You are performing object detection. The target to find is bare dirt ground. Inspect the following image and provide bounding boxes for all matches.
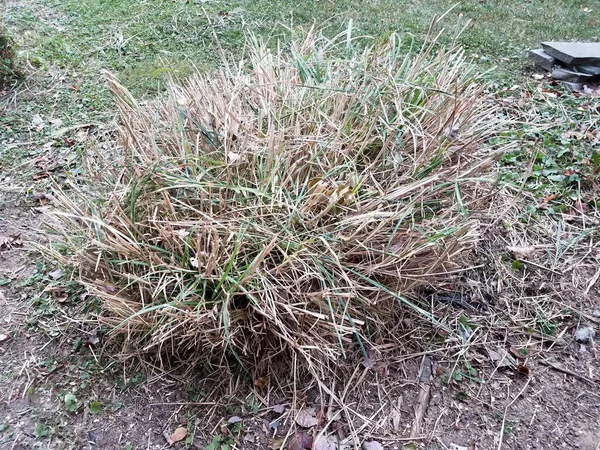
[1,1,600,450]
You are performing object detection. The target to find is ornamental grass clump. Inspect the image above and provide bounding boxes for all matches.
[0,24,18,85]
[50,26,504,378]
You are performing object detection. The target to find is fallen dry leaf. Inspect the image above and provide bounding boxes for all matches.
[326,408,341,421]
[288,431,312,450]
[560,130,584,140]
[228,415,242,424]
[86,333,100,347]
[272,404,286,414]
[295,407,319,428]
[507,245,536,260]
[487,348,516,368]
[516,364,530,377]
[170,427,187,443]
[313,435,337,450]
[48,269,64,280]
[315,407,327,426]
[362,441,384,450]
[269,437,286,450]
[33,171,50,180]
[0,334,9,342]
[31,114,45,131]
[254,376,268,389]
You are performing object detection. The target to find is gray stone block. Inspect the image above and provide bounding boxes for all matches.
[541,42,600,65]
[572,65,600,76]
[551,67,597,83]
[529,49,556,70]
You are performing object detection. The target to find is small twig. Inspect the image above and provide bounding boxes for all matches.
[539,359,597,385]
[410,356,433,439]
[519,259,562,275]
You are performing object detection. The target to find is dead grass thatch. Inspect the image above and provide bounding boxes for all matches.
[48,25,506,380]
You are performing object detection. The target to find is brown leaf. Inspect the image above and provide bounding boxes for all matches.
[254,376,268,389]
[515,364,530,377]
[288,431,312,450]
[170,427,187,443]
[315,407,327,426]
[55,293,68,303]
[33,171,50,180]
[543,193,557,203]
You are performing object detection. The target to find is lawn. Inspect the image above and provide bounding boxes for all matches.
[3,0,599,203]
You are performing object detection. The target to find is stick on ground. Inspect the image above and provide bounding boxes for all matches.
[410,356,433,439]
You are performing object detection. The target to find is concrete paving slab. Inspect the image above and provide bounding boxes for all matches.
[529,49,556,70]
[541,42,600,65]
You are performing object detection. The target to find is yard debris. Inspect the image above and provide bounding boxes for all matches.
[574,326,596,344]
[585,268,600,295]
